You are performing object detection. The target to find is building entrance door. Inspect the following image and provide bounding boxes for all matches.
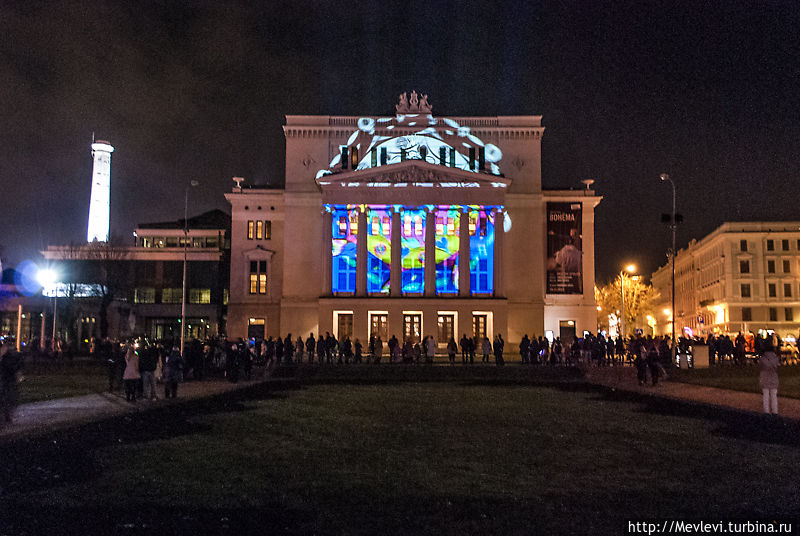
[473,314,487,341]
[370,313,388,340]
[403,314,421,343]
[559,320,576,347]
[337,313,354,339]
[248,318,265,340]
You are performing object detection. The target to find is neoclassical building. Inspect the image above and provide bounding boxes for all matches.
[226,95,600,348]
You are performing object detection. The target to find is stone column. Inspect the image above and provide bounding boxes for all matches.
[493,208,504,297]
[458,207,471,297]
[356,207,368,296]
[322,209,332,296]
[424,208,436,297]
[390,208,402,297]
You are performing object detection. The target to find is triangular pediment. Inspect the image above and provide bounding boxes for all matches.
[315,160,510,190]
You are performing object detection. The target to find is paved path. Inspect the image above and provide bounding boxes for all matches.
[0,376,269,440]
[584,366,800,420]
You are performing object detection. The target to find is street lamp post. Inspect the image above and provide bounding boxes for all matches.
[180,180,199,358]
[620,264,636,339]
[660,173,677,356]
[37,268,58,354]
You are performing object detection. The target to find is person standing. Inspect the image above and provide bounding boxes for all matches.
[164,346,184,399]
[374,335,384,364]
[446,337,457,365]
[759,341,780,415]
[122,343,140,402]
[296,335,305,363]
[0,341,22,424]
[481,336,491,363]
[139,343,158,400]
[493,334,504,366]
[306,333,316,364]
[425,335,436,364]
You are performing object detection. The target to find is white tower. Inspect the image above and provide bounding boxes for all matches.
[87,140,114,242]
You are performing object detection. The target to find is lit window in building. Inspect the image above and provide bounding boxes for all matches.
[470,208,496,294]
[162,288,182,303]
[190,288,211,304]
[249,260,267,294]
[435,206,460,294]
[256,220,263,239]
[223,288,229,305]
[264,221,272,240]
[332,205,357,293]
[401,208,426,293]
[248,221,254,240]
[166,237,178,247]
[367,207,391,294]
[134,287,155,304]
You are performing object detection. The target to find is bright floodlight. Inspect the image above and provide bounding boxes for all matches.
[37,268,57,288]
[625,264,636,273]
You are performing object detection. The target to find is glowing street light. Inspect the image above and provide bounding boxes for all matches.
[620,264,637,339]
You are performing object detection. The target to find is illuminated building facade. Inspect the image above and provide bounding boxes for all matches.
[226,95,601,347]
[87,141,114,243]
[652,222,800,339]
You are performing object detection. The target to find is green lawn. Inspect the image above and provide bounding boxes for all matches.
[670,364,800,399]
[18,358,109,403]
[2,372,798,534]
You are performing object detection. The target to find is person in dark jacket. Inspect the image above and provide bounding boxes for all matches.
[0,341,22,424]
[139,343,158,400]
[306,334,316,364]
[493,334,505,366]
[164,346,184,398]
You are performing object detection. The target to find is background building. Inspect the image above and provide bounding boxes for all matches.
[652,222,800,339]
[41,209,230,346]
[226,97,601,347]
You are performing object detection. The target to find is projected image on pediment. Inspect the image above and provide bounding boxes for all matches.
[316,93,503,180]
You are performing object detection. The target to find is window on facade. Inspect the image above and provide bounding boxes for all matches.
[264,221,271,239]
[134,287,155,304]
[337,313,353,339]
[782,239,790,251]
[154,238,165,248]
[247,221,254,240]
[739,239,747,252]
[249,260,267,295]
[783,259,790,273]
[784,283,792,298]
[256,220,263,239]
[786,308,794,322]
[767,260,775,273]
[207,236,219,248]
[768,283,777,298]
[166,237,179,247]
[473,314,488,340]
[189,288,211,304]
[742,307,752,322]
[769,307,778,322]
[193,237,204,247]
[766,239,774,251]
[740,284,751,298]
[161,288,182,303]
[370,313,388,340]
[403,313,422,343]
[739,260,749,274]
[223,288,229,305]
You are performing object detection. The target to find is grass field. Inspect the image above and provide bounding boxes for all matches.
[2,368,799,535]
[670,364,800,399]
[18,358,109,404]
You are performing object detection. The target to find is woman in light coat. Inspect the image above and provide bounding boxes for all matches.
[122,343,140,402]
[759,341,780,414]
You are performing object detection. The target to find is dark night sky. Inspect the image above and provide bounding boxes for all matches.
[1,0,798,282]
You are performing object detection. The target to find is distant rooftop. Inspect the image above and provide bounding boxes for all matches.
[137,209,231,231]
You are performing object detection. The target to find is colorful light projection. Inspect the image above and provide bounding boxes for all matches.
[367,206,391,294]
[331,205,358,293]
[435,206,460,294]
[401,208,426,293]
[316,114,503,179]
[469,207,496,294]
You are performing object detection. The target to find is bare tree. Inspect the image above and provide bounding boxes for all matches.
[595,275,660,334]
